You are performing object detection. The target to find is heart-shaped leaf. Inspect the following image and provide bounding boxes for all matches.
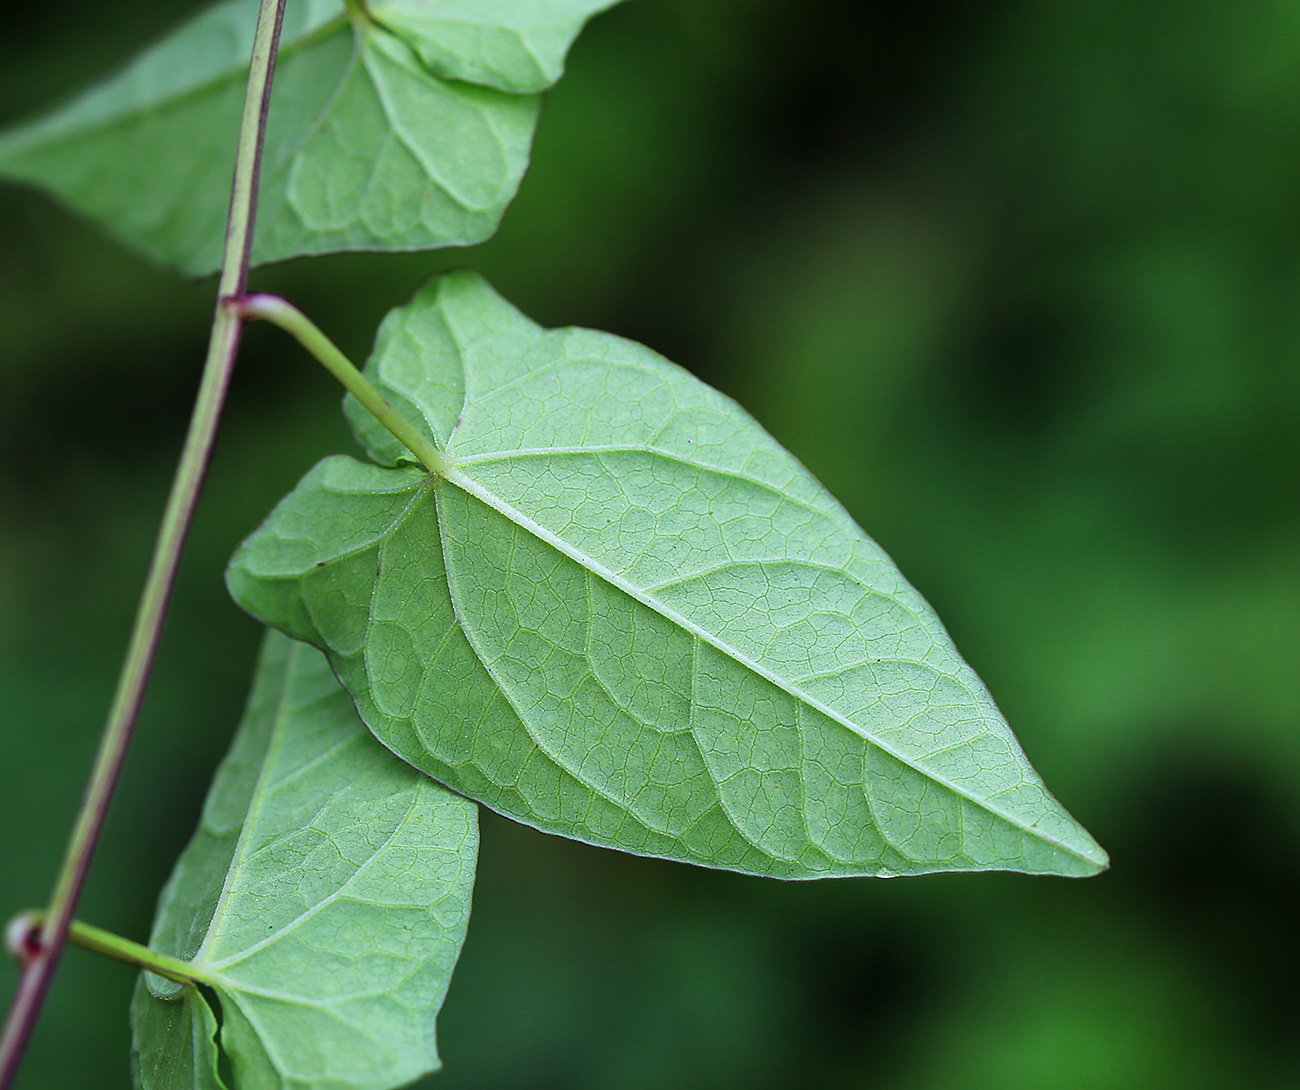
[131,630,478,1090]
[228,271,1108,879]
[0,0,618,274]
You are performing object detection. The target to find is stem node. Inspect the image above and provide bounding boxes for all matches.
[4,915,41,969]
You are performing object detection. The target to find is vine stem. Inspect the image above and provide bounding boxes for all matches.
[0,0,288,1084]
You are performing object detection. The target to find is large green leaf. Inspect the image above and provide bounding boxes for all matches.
[131,630,478,1090]
[227,272,1107,880]
[0,0,617,274]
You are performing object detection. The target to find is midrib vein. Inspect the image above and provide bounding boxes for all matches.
[205,788,421,973]
[443,465,1091,862]
[434,481,662,829]
[193,640,305,967]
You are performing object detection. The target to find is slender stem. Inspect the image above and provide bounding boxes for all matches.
[236,293,453,476]
[0,1,288,1085]
[342,0,373,25]
[7,912,209,987]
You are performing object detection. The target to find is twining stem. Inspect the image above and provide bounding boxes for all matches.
[0,1,289,1085]
[6,913,208,987]
[235,293,453,476]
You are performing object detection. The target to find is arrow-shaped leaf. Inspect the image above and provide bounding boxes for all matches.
[228,271,1108,880]
[0,0,618,274]
[131,630,478,1090]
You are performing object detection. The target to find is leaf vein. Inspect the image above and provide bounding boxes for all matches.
[444,466,1085,859]
[204,785,422,973]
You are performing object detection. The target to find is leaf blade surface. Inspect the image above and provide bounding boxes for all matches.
[0,0,613,273]
[132,630,478,1090]
[130,978,225,1090]
[228,272,1107,879]
[375,0,623,92]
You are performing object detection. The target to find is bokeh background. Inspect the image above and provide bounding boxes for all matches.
[2,0,1298,1087]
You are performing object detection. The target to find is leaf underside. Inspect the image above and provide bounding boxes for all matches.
[0,0,619,274]
[228,271,1108,880]
[131,979,223,1090]
[131,630,478,1090]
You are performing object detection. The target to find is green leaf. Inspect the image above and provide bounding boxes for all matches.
[0,0,616,274]
[130,978,225,1090]
[131,630,478,1090]
[227,271,1108,880]
[375,0,623,93]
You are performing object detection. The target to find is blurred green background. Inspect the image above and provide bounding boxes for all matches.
[2,0,1297,1087]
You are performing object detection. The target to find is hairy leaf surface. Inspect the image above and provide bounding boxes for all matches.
[228,272,1107,879]
[131,630,478,1090]
[0,0,616,273]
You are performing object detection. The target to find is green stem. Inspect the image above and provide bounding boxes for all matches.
[7,912,209,987]
[236,293,453,476]
[343,0,373,25]
[0,1,289,1085]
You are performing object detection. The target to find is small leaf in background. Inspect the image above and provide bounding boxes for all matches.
[0,0,619,274]
[228,271,1108,880]
[132,630,478,1090]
